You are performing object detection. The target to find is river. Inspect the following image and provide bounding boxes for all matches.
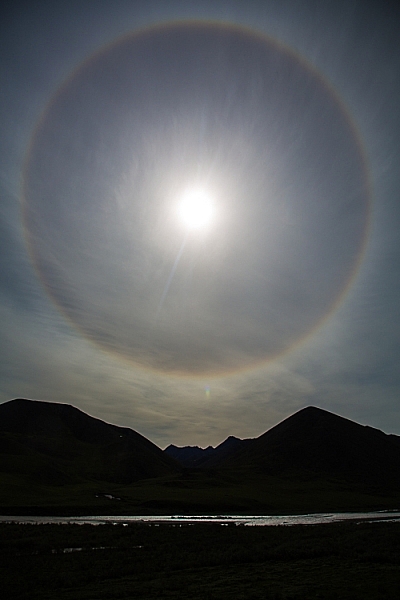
[1,511,400,526]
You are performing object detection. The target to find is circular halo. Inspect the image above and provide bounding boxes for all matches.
[23,22,370,377]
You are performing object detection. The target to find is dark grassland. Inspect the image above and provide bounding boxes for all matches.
[3,468,400,516]
[2,521,400,599]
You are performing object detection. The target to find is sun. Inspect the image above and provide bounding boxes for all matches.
[178,187,214,230]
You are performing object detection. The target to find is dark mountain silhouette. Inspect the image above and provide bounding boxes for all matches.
[164,435,244,467]
[164,444,215,467]
[202,406,400,489]
[2,400,400,513]
[0,398,179,485]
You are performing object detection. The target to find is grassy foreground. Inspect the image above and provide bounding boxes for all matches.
[2,520,400,599]
[3,468,400,515]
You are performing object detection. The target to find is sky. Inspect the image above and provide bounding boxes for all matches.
[1,0,400,448]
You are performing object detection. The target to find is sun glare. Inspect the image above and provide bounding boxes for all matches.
[178,187,214,230]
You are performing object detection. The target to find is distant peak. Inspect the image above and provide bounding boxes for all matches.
[166,443,209,451]
[297,406,328,414]
[290,406,341,421]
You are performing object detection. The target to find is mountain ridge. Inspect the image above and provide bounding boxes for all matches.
[0,398,179,485]
[164,435,245,467]
[2,399,400,513]
[199,405,400,488]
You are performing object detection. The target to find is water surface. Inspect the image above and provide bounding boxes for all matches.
[2,511,400,526]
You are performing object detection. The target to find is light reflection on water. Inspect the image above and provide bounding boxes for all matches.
[1,511,400,526]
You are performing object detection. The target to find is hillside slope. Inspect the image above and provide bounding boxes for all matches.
[204,406,400,489]
[0,398,179,486]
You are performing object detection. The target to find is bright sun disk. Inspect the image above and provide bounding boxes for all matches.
[178,188,214,230]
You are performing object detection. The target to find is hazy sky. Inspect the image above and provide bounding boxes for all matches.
[1,0,399,447]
